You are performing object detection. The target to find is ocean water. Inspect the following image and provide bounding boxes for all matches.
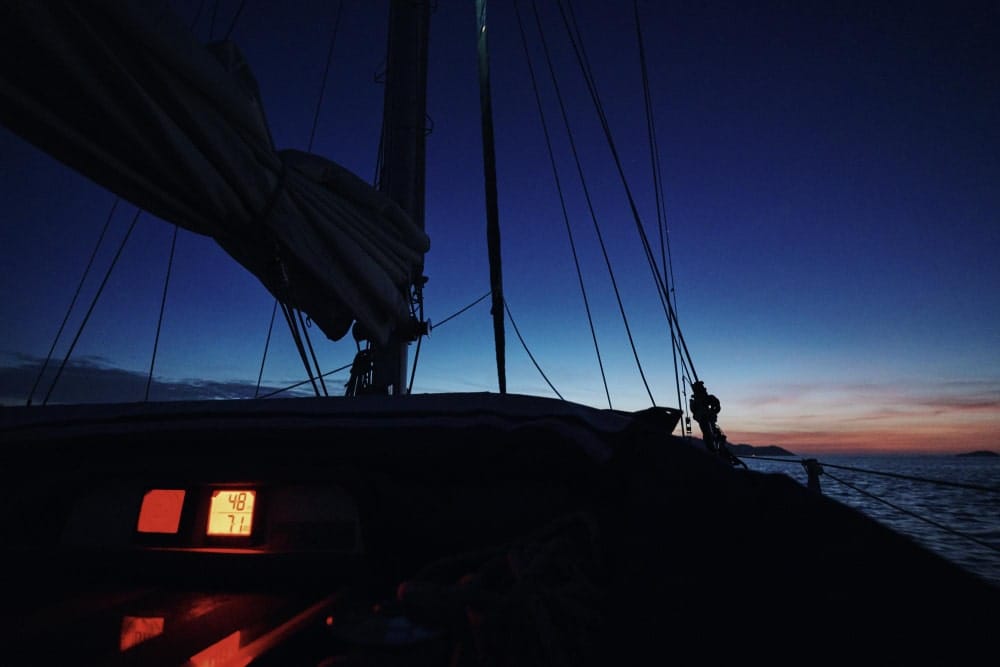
[739,454,1000,589]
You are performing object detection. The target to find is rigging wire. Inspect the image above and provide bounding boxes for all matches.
[407,334,422,394]
[307,1,344,152]
[298,311,329,396]
[532,0,654,406]
[32,0,228,408]
[504,298,563,401]
[26,198,119,406]
[279,303,321,396]
[254,1,343,395]
[222,0,248,40]
[284,2,345,394]
[406,335,424,394]
[431,291,492,330]
[744,454,1000,556]
[145,224,179,401]
[631,0,687,419]
[557,0,699,386]
[208,0,220,39]
[188,0,208,29]
[255,299,279,398]
[256,361,354,399]
[42,208,142,406]
[823,470,1000,555]
[749,455,1000,494]
[821,460,999,494]
[205,0,247,41]
[514,0,611,410]
[406,283,427,393]
[408,288,494,393]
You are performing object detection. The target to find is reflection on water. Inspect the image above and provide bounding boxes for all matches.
[740,454,1000,588]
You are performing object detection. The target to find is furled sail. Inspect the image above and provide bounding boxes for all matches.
[0,0,430,345]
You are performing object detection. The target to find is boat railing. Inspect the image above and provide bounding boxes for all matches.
[742,454,1000,585]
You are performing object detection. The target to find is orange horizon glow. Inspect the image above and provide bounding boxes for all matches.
[724,426,999,456]
[689,378,1000,456]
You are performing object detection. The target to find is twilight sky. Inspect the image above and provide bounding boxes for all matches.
[1,0,998,455]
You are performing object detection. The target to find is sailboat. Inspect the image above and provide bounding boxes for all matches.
[1,1,997,665]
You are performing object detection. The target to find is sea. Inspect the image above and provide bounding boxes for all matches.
[739,453,1000,589]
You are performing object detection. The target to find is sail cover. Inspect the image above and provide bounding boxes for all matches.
[0,1,429,345]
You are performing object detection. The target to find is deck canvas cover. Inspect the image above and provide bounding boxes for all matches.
[0,0,430,345]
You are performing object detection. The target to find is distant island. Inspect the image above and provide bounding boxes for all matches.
[956,450,999,458]
[684,439,796,457]
[729,443,796,457]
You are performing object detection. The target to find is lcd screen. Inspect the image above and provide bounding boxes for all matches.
[206,489,256,536]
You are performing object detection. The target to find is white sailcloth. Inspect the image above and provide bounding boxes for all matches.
[0,0,430,345]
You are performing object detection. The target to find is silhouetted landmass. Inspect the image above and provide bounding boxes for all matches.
[730,443,796,457]
[956,450,999,457]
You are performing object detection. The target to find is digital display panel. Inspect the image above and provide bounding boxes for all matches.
[206,489,256,536]
[136,489,186,534]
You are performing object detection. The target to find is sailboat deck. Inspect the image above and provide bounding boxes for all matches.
[1,393,996,663]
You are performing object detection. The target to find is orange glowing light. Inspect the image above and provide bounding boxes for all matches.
[120,615,164,651]
[136,489,186,534]
[206,489,256,536]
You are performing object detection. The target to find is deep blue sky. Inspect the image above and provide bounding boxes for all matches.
[1,1,998,453]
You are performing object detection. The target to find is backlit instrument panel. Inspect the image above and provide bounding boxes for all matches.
[58,480,364,556]
[135,486,260,545]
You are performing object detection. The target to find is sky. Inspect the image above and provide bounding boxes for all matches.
[1,0,998,455]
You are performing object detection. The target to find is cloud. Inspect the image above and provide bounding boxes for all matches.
[0,353,318,405]
[721,377,1000,454]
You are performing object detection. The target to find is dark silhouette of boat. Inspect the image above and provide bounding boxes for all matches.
[1,2,996,664]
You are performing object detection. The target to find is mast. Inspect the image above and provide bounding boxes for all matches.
[476,0,507,393]
[366,0,431,395]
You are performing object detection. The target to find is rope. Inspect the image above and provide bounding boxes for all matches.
[145,224,179,401]
[504,298,563,401]
[26,198,118,406]
[823,470,1000,554]
[42,208,141,405]
[514,0,611,410]
[533,0,654,406]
